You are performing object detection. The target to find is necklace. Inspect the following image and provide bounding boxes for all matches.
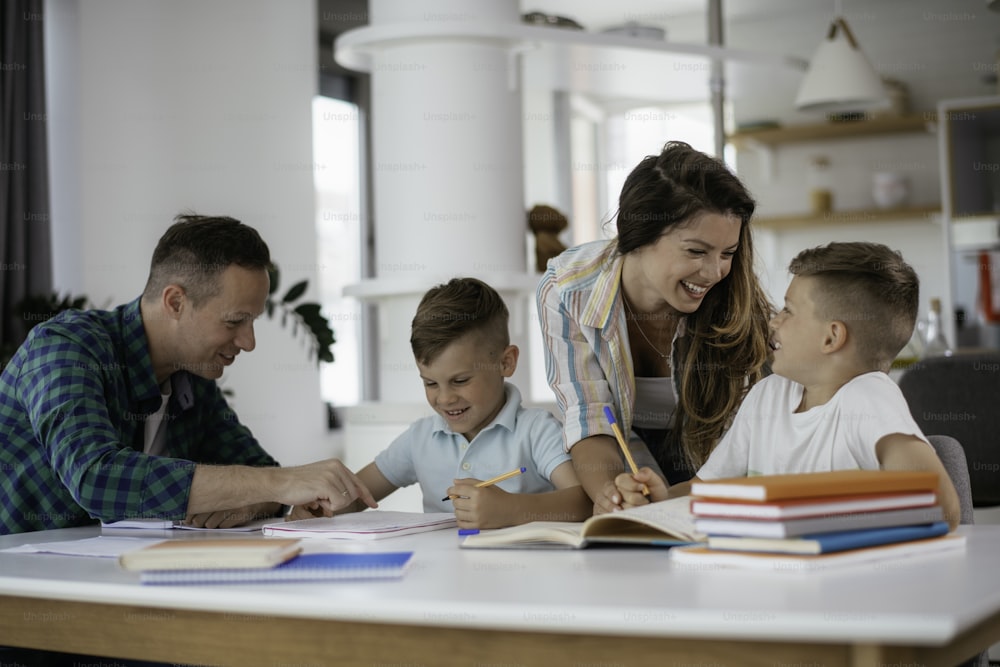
[622,295,671,359]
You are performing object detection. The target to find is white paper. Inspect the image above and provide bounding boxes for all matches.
[1,536,165,558]
[101,517,272,532]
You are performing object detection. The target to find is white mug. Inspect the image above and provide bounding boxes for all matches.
[872,172,909,209]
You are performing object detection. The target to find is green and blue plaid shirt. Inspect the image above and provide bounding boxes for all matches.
[0,298,278,534]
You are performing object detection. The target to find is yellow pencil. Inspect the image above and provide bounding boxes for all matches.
[442,466,526,501]
[603,406,650,497]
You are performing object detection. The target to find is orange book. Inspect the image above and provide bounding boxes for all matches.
[690,470,938,503]
[119,538,302,571]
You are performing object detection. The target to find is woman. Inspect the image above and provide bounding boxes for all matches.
[536,141,773,514]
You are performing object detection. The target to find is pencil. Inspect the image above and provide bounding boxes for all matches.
[603,406,650,497]
[442,466,526,501]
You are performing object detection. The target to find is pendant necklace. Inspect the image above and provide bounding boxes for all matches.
[622,294,670,359]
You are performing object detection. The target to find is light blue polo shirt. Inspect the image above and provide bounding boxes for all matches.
[374,383,569,513]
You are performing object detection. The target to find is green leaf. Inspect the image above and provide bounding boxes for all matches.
[282,280,308,303]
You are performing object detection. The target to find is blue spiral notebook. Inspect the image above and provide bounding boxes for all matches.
[139,551,414,585]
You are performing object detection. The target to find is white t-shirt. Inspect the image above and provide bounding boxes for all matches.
[697,372,929,479]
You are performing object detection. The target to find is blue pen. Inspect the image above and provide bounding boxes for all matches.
[458,528,480,536]
[604,406,650,497]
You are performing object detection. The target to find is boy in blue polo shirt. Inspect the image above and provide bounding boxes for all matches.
[292,278,590,529]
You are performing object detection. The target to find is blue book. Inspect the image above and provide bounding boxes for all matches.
[706,522,950,555]
[139,551,414,585]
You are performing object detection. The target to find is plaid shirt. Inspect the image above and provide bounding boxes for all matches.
[0,298,278,534]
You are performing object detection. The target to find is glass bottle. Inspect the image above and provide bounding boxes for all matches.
[921,297,954,358]
[808,156,832,215]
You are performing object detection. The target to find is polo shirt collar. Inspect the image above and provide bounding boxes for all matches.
[430,382,521,437]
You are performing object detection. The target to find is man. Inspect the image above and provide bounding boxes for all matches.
[0,214,375,534]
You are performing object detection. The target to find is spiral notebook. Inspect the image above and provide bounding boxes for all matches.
[138,551,414,585]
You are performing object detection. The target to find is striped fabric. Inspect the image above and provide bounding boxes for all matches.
[535,240,685,452]
[0,298,278,534]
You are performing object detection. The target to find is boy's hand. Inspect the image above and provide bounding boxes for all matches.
[612,467,670,508]
[446,479,512,529]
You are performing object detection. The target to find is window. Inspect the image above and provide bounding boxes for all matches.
[313,95,363,407]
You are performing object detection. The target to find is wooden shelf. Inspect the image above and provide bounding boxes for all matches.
[729,114,936,148]
[753,205,941,231]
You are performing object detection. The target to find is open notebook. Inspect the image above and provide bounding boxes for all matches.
[461,496,702,549]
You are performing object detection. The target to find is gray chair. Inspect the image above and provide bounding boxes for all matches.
[899,354,1000,507]
[927,435,974,525]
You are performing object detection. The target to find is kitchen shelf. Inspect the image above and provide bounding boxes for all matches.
[753,205,941,231]
[729,114,936,149]
[335,20,806,104]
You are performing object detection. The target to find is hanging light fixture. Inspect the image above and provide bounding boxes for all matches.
[795,16,889,113]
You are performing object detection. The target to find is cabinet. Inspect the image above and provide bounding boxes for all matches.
[938,96,1000,350]
[728,114,941,230]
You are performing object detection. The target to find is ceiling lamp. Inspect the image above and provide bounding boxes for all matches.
[795,17,889,113]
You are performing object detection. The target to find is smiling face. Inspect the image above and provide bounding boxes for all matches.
[769,275,830,384]
[170,265,269,380]
[624,212,741,314]
[417,333,516,442]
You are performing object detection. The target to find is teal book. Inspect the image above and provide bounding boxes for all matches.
[706,521,950,555]
[139,551,414,585]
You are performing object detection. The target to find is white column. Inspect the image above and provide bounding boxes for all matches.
[340,0,533,402]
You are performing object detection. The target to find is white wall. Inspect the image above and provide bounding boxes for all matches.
[46,0,331,465]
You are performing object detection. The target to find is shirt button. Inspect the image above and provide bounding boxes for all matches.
[461,443,468,450]
[461,463,471,471]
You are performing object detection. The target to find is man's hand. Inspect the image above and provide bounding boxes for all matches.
[183,501,278,529]
[269,459,378,516]
[188,458,378,519]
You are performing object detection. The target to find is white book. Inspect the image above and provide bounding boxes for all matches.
[694,505,944,539]
[669,533,966,572]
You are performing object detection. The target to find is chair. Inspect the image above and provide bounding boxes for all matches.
[926,435,974,525]
[899,354,1000,508]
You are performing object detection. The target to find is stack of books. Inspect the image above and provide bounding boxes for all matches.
[670,470,965,570]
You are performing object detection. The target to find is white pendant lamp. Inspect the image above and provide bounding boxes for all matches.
[795,17,889,113]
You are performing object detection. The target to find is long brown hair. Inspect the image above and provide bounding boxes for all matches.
[615,141,773,468]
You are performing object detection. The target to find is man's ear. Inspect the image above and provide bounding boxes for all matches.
[162,284,187,320]
[500,344,519,377]
[822,320,849,354]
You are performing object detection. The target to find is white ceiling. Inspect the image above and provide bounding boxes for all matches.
[320,0,1000,124]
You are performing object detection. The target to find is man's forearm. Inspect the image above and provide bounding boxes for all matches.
[187,464,278,515]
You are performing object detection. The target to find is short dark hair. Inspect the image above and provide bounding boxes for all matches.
[142,213,271,305]
[789,242,919,371]
[410,278,510,365]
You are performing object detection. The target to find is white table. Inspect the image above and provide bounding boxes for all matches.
[1,524,999,666]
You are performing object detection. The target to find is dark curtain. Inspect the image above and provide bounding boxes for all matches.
[0,0,52,359]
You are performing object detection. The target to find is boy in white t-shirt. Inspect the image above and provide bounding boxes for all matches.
[613,242,961,528]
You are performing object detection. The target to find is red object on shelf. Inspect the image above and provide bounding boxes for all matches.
[979,251,1000,323]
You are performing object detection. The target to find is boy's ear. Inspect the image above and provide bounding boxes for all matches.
[822,320,849,354]
[500,344,519,377]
